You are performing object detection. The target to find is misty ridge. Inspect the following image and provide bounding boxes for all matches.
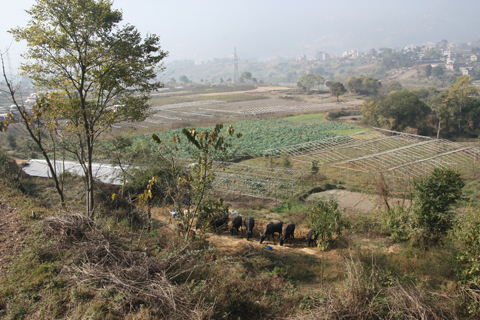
[162,38,480,87]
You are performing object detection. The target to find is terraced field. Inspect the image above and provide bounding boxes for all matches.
[133,118,362,158]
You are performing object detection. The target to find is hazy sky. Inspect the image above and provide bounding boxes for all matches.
[1,0,480,67]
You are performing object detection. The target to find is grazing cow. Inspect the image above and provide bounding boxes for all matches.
[280,222,295,246]
[244,217,255,240]
[259,220,283,244]
[305,228,317,247]
[210,214,229,233]
[230,215,243,236]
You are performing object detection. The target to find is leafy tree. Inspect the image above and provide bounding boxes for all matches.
[329,82,346,102]
[412,169,464,247]
[346,75,381,95]
[362,91,431,131]
[455,207,480,288]
[179,75,190,84]
[297,73,323,94]
[425,64,432,77]
[362,76,382,95]
[11,0,167,217]
[443,76,479,137]
[386,91,431,130]
[386,81,402,94]
[424,48,442,59]
[240,72,252,83]
[153,124,242,239]
[307,200,350,251]
[432,65,444,78]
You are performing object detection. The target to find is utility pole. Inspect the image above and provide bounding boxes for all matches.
[233,47,239,85]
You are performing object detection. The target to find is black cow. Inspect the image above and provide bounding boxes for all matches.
[210,214,229,233]
[230,215,243,236]
[244,217,255,240]
[280,222,295,246]
[305,228,317,247]
[259,220,283,244]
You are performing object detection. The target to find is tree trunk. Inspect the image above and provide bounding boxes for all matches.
[437,118,441,139]
[86,138,95,218]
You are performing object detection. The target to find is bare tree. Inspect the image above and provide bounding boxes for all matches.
[0,50,65,206]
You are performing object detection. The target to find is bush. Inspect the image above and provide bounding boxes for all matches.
[455,207,480,285]
[382,206,413,242]
[307,200,350,250]
[280,153,292,168]
[411,169,464,247]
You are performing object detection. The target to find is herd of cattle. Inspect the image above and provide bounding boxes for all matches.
[209,214,317,247]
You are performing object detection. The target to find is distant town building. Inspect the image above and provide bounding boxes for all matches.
[316,51,330,60]
[296,54,307,61]
[471,55,479,62]
[446,62,459,71]
[460,67,474,76]
[342,50,361,58]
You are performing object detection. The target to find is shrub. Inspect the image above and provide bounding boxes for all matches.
[307,200,350,250]
[280,153,292,168]
[411,169,464,247]
[455,207,480,285]
[382,206,413,243]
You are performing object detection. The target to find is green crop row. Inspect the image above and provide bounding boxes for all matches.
[128,119,361,159]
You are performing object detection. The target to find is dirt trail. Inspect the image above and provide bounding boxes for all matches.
[152,207,394,263]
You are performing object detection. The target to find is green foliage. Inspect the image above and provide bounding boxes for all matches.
[136,119,360,158]
[166,124,242,238]
[455,207,480,284]
[432,65,444,78]
[5,134,17,150]
[297,73,323,94]
[11,0,167,216]
[310,160,319,175]
[435,76,480,138]
[280,153,292,168]
[346,75,382,95]
[329,82,346,101]
[307,200,350,250]
[362,90,431,131]
[412,169,465,247]
[240,71,252,83]
[386,81,403,94]
[380,50,416,70]
[425,65,432,77]
[382,206,413,243]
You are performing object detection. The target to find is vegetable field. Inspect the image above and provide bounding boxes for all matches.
[133,118,362,158]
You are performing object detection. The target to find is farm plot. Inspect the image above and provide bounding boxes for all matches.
[150,99,226,111]
[267,127,480,192]
[134,119,361,158]
[210,162,311,199]
[238,102,349,116]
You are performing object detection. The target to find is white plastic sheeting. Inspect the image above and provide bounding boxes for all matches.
[22,159,124,185]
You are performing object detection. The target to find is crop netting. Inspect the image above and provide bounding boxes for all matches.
[179,128,480,199]
[210,162,311,199]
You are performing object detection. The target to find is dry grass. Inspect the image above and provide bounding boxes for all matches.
[40,213,215,319]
